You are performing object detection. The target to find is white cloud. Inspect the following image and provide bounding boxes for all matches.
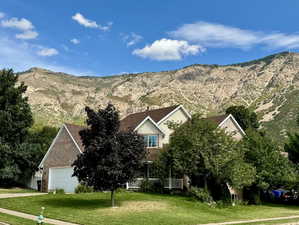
[0,34,93,75]
[261,33,299,49]
[37,48,59,56]
[122,32,143,46]
[1,17,34,30]
[170,21,299,50]
[70,38,80,44]
[0,12,5,19]
[16,30,38,40]
[1,17,38,40]
[133,38,203,61]
[72,13,112,31]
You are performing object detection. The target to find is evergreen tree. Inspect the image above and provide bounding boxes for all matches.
[0,69,34,186]
[226,105,259,130]
[0,69,33,145]
[285,133,299,165]
[72,104,146,207]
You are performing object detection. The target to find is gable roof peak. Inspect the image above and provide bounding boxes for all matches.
[119,105,181,132]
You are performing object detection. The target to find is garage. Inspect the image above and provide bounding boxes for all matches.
[48,167,79,193]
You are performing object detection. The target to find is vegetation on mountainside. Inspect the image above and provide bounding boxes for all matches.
[262,90,299,143]
[17,52,299,145]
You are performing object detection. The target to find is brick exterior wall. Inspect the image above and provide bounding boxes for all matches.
[41,126,81,192]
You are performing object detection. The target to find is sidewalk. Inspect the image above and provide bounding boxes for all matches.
[0,208,80,225]
[198,215,299,225]
[0,193,47,199]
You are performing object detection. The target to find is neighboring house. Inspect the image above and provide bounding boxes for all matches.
[32,105,245,193]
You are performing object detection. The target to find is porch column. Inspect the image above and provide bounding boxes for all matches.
[146,162,150,179]
[168,167,172,190]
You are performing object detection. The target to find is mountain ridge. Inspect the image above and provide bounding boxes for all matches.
[18,51,299,143]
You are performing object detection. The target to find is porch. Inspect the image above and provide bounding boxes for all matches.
[126,178,183,190]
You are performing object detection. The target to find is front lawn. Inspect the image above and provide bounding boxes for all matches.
[0,212,49,225]
[0,192,299,225]
[0,188,36,194]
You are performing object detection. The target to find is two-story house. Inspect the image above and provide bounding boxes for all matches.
[31,105,245,193]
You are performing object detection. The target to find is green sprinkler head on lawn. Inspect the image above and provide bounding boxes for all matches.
[36,207,45,224]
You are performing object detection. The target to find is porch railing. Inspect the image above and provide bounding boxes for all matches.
[126,178,183,190]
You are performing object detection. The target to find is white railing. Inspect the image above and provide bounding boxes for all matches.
[164,178,184,189]
[126,178,183,190]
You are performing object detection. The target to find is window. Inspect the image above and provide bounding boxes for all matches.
[143,135,158,148]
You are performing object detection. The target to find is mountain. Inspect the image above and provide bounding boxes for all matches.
[18,52,299,143]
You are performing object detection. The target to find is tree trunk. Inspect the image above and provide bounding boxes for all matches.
[204,175,208,191]
[111,189,115,207]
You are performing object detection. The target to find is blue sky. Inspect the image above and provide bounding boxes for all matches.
[1,0,299,76]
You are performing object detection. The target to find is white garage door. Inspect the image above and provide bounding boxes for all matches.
[48,167,79,193]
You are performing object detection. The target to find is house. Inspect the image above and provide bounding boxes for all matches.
[32,105,245,193]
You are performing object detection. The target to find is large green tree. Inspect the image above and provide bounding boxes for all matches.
[226,105,259,130]
[0,69,33,145]
[72,104,146,207]
[285,133,299,165]
[0,69,35,186]
[166,115,255,194]
[27,126,58,155]
[285,112,299,165]
[243,129,297,203]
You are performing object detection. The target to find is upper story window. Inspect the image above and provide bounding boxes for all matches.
[144,135,158,148]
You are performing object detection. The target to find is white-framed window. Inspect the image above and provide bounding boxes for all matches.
[143,135,158,148]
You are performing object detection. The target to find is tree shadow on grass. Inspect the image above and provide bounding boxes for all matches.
[40,198,112,210]
[262,202,299,211]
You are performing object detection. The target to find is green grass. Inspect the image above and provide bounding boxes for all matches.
[0,188,36,194]
[0,212,50,225]
[0,192,299,225]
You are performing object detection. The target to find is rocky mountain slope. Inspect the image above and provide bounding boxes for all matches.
[19,52,299,143]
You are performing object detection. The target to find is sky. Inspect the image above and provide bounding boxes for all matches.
[1,0,299,76]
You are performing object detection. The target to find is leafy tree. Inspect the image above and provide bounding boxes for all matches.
[166,115,255,194]
[27,126,58,154]
[226,105,259,130]
[72,104,146,207]
[285,133,299,165]
[243,129,297,203]
[0,69,33,145]
[0,141,43,186]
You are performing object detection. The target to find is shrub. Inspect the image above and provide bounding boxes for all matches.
[55,188,65,194]
[190,187,213,203]
[140,179,164,193]
[75,184,94,193]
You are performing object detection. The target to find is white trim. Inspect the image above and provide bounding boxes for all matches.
[38,126,64,168]
[38,124,83,169]
[157,105,191,125]
[63,124,83,154]
[218,114,246,136]
[134,116,165,135]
